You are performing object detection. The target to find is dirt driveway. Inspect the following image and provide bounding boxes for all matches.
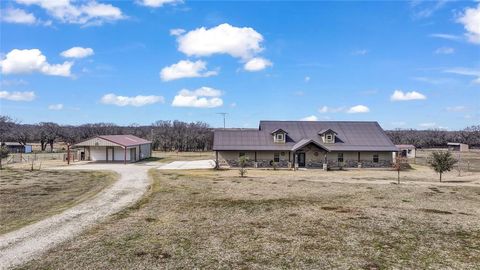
[0,163,152,269]
[157,159,215,170]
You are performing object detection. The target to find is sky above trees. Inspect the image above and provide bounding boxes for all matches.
[1,0,479,130]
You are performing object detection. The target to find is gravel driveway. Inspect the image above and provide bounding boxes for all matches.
[0,163,152,269]
[157,159,215,170]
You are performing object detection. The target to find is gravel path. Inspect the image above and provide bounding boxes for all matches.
[0,163,153,269]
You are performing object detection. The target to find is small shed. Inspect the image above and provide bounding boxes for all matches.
[73,135,152,163]
[1,142,32,153]
[447,142,469,152]
[394,144,416,159]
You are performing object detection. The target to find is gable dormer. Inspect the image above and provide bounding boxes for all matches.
[271,128,287,144]
[318,128,337,144]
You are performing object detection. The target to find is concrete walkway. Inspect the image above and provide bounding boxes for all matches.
[157,159,215,170]
[0,163,152,270]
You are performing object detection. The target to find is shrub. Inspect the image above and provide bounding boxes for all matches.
[428,151,457,182]
[238,156,248,178]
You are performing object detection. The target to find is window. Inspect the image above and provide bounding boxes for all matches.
[276,133,284,140]
[373,154,379,163]
[274,152,280,162]
[337,153,344,163]
[407,149,412,154]
[239,152,246,158]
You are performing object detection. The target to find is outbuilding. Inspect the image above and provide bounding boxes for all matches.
[1,142,32,153]
[447,142,469,152]
[73,135,152,163]
[394,144,416,159]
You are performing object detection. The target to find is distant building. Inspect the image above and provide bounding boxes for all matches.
[73,135,152,163]
[447,142,469,152]
[394,144,416,159]
[1,142,32,153]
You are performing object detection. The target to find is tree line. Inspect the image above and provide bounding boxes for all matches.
[385,126,480,148]
[0,116,213,152]
[1,115,479,151]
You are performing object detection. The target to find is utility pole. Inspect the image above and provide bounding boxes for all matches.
[217,113,227,129]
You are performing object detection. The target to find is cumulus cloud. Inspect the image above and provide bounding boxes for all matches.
[300,115,318,121]
[434,47,455,54]
[0,49,73,77]
[176,23,264,60]
[243,57,272,71]
[172,87,223,108]
[0,90,35,101]
[160,60,217,81]
[347,105,370,114]
[15,0,124,25]
[457,4,480,44]
[390,90,426,101]
[1,8,36,24]
[101,93,164,107]
[61,47,94,58]
[48,103,64,110]
[138,0,183,8]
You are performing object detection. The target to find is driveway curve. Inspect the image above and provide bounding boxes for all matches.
[0,163,152,269]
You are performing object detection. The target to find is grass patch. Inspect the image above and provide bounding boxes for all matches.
[0,168,117,234]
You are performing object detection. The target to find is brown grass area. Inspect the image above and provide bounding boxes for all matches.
[151,151,214,163]
[0,169,117,234]
[415,149,480,172]
[18,167,480,269]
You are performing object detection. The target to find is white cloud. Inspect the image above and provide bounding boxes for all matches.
[138,0,183,8]
[172,87,223,108]
[446,106,466,112]
[347,105,370,114]
[352,49,368,55]
[390,90,426,101]
[457,4,480,44]
[176,23,264,60]
[0,91,35,101]
[61,47,94,58]
[300,115,318,121]
[434,47,455,54]
[170,28,185,36]
[101,93,164,107]
[304,76,310,82]
[444,67,480,83]
[429,33,461,40]
[15,0,124,26]
[1,8,36,24]
[48,103,64,110]
[243,57,272,71]
[0,49,73,77]
[318,106,345,113]
[160,60,217,81]
[419,122,436,128]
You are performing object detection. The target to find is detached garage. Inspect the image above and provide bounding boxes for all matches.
[73,135,152,163]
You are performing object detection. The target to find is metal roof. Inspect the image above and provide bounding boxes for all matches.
[74,135,151,148]
[213,121,397,152]
[396,144,416,149]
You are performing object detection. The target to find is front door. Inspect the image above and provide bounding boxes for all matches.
[106,147,114,162]
[297,153,306,167]
[130,148,136,162]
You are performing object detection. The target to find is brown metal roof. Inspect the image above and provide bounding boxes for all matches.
[213,121,397,152]
[74,135,151,148]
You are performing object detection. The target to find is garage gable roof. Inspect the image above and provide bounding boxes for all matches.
[74,135,151,147]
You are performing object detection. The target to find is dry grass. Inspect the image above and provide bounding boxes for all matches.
[19,165,480,269]
[0,169,117,234]
[415,148,480,172]
[152,151,214,163]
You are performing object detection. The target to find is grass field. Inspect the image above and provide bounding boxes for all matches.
[18,164,480,269]
[0,169,117,234]
[415,149,480,172]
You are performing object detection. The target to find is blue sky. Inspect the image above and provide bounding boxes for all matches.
[0,0,479,130]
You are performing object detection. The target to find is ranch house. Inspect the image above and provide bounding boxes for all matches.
[213,121,397,169]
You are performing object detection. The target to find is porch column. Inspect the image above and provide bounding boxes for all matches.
[124,147,127,165]
[215,151,218,168]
